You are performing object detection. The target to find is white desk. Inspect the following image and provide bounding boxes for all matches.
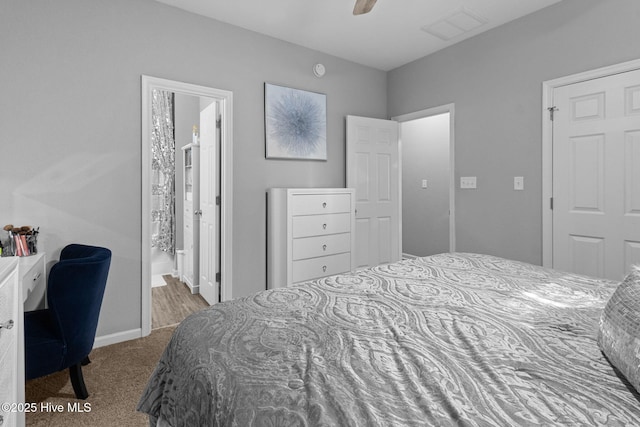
[19,253,46,311]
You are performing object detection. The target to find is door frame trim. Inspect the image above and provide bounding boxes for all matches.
[392,103,456,253]
[141,75,234,337]
[541,58,640,268]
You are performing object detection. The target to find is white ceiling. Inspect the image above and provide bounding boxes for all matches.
[155,0,562,71]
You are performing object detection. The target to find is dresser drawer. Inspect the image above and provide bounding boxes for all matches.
[292,252,351,283]
[292,213,351,238]
[22,254,46,311]
[0,274,16,361]
[292,233,351,260]
[291,193,351,216]
[0,345,17,426]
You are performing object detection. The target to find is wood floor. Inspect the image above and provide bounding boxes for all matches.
[152,275,209,329]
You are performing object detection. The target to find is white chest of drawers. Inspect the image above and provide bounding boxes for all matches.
[0,257,25,427]
[268,188,356,289]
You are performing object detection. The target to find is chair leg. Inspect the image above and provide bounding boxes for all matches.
[69,363,89,400]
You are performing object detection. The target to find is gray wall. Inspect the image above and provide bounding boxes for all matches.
[4,0,639,341]
[401,114,450,257]
[388,0,640,265]
[0,0,386,338]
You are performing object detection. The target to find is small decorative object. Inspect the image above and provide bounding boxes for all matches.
[26,226,39,254]
[2,224,14,256]
[265,83,327,160]
[192,125,199,145]
[2,224,39,256]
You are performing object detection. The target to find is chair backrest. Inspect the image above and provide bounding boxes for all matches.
[47,244,112,366]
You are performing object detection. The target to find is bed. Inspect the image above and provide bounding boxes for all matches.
[137,252,640,426]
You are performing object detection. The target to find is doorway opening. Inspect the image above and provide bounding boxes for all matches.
[393,104,455,257]
[141,76,234,337]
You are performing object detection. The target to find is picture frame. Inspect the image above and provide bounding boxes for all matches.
[265,83,327,160]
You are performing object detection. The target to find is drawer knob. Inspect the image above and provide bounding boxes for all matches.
[322,202,327,208]
[322,265,327,272]
[322,244,327,251]
[322,223,327,230]
[0,319,14,330]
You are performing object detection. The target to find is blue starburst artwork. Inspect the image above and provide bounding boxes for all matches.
[265,83,327,160]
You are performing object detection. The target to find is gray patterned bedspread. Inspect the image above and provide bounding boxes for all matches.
[138,253,640,426]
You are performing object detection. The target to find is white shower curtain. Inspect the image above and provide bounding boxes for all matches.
[151,89,175,254]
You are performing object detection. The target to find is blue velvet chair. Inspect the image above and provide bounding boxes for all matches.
[24,244,111,399]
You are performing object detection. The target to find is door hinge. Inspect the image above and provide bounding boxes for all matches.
[550,197,554,210]
[216,196,221,206]
[547,106,558,121]
[216,272,221,282]
[216,116,222,129]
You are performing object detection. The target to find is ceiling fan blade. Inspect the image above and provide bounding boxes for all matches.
[353,0,377,15]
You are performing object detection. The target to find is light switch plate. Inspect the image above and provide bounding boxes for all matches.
[421,179,428,189]
[460,176,477,189]
[514,176,524,190]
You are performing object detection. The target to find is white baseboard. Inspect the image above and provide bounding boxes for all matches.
[94,328,142,349]
[184,278,199,294]
[402,253,419,260]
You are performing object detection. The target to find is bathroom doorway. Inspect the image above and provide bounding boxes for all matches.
[141,76,234,337]
[150,91,213,329]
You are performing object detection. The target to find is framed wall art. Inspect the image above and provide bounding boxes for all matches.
[265,83,327,160]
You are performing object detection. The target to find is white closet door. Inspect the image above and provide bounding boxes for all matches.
[553,69,640,280]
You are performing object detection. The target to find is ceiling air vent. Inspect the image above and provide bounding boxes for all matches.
[421,7,487,41]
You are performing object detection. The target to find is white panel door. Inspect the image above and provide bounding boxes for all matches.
[553,69,640,280]
[346,115,400,268]
[199,101,219,305]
